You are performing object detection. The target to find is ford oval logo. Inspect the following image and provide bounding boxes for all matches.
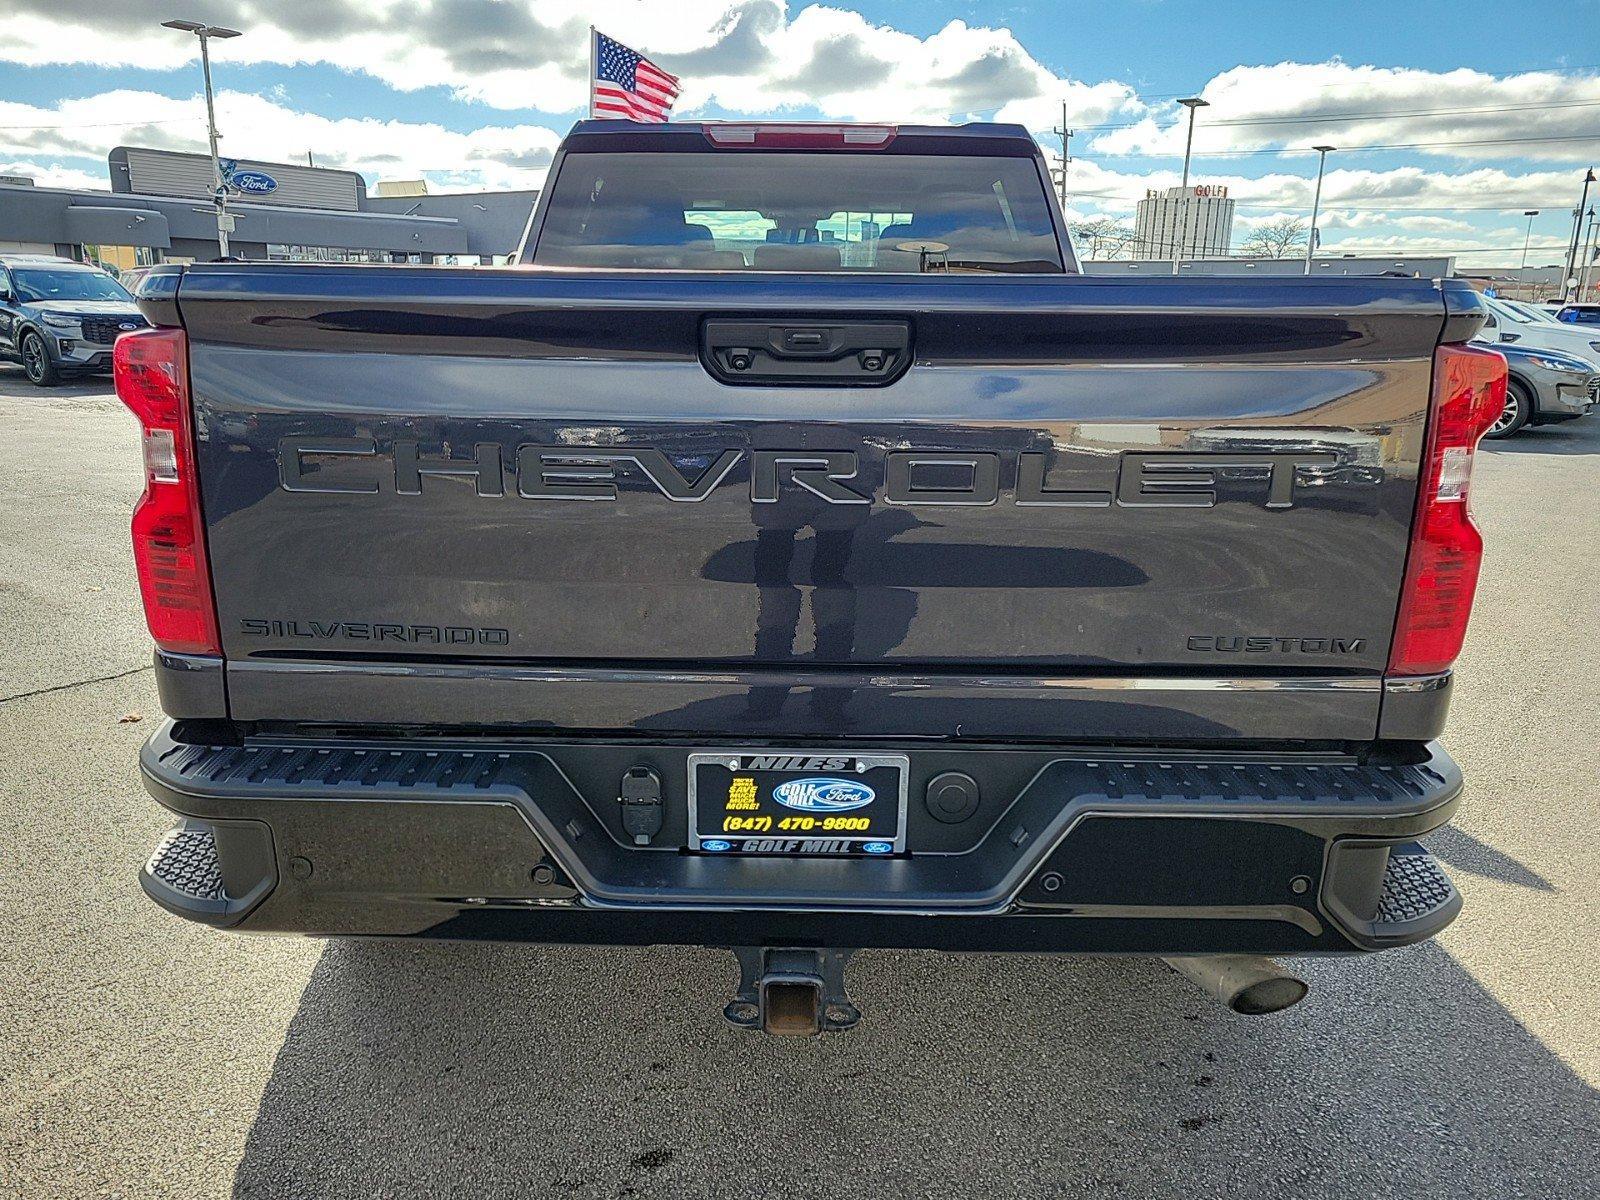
[229,170,277,195]
[772,777,875,813]
[700,839,732,852]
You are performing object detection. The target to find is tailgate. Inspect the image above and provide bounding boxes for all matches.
[173,267,1455,739]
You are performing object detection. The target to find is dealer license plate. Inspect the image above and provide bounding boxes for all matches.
[688,751,908,856]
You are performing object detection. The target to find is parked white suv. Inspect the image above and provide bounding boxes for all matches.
[1475,295,1600,369]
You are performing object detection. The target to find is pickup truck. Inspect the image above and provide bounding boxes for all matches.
[122,120,1505,1034]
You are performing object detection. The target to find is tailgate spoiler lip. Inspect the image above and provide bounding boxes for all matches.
[1438,276,1489,344]
[161,264,1453,366]
[131,261,183,328]
[164,261,1451,311]
[142,260,1470,327]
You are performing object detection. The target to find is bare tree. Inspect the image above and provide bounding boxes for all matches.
[1070,217,1135,260]
[1239,216,1309,259]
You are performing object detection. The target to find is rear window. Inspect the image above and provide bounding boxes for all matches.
[530,151,1064,273]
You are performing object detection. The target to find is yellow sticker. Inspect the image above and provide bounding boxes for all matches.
[726,776,760,811]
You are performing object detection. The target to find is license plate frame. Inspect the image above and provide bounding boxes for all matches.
[687,750,909,856]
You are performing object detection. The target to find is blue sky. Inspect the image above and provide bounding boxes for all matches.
[2,0,1597,265]
[869,1,1598,83]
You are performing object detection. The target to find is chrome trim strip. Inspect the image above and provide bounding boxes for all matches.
[1383,672,1452,694]
[238,657,1379,694]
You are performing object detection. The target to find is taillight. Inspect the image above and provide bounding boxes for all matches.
[114,327,220,656]
[1388,342,1507,676]
[702,123,896,149]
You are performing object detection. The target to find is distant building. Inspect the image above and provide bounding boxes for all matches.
[373,180,430,198]
[0,146,537,271]
[1132,185,1235,259]
[1085,255,1455,278]
[1454,264,1569,302]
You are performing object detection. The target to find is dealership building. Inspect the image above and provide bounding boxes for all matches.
[0,147,537,271]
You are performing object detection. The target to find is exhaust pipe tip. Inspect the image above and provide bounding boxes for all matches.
[1229,974,1309,1015]
[1163,955,1309,1016]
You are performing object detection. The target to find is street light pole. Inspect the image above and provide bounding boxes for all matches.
[1304,145,1335,276]
[1561,168,1595,302]
[1581,207,1599,301]
[161,19,243,258]
[1052,99,1073,214]
[1520,210,1539,274]
[1173,97,1208,276]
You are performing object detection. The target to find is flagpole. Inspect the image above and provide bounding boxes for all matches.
[588,26,597,118]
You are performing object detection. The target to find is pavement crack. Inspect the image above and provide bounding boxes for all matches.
[0,663,153,705]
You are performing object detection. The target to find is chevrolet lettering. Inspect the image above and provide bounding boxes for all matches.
[278,437,1344,511]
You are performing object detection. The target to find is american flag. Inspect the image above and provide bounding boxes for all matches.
[591,30,680,123]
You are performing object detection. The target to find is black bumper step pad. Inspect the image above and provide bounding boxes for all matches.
[138,817,276,925]
[145,826,224,902]
[1377,847,1458,929]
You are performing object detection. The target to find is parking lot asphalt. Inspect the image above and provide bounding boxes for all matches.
[1,363,1596,1199]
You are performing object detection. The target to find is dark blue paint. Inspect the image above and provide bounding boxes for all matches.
[170,264,1478,741]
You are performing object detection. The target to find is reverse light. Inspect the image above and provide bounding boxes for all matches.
[113,327,220,656]
[703,123,896,149]
[1387,342,1507,677]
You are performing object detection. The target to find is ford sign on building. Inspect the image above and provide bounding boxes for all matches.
[220,160,278,197]
[111,146,363,210]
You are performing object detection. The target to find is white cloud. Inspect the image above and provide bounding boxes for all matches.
[1316,228,1565,267]
[1055,158,1589,264]
[1087,61,1600,162]
[0,91,559,191]
[1320,212,1481,235]
[2,5,1594,170]
[1,2,1593,264]
[1060,156,1589,217]
[0,1,1139,127]
[0,159,105,190]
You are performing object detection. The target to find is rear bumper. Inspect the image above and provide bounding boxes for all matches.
[137,722,1463,955]
[1530,373,1598,418]
[43,330,114,371]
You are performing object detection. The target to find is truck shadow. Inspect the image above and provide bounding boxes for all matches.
[231,938,1599,1198]
[1427,825,1557,892]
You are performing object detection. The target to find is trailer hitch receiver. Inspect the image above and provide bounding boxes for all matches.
[724,947,859,1036]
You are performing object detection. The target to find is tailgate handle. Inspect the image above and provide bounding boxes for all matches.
[702,319,911,386]
[783,329,827,350]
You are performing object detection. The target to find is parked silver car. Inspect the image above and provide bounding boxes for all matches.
[1485,341,1599,438]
